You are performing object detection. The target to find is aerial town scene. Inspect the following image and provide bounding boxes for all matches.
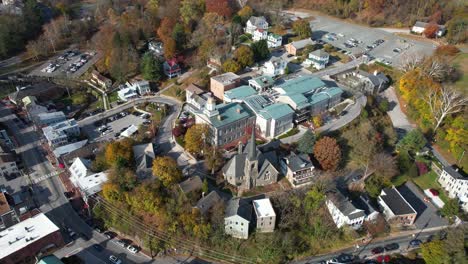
[0,0,466,263]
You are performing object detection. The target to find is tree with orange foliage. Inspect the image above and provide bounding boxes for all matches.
[206,0,232,18]
[104,139,134,167]
[313,136,341,171]
[157,17,176,40]
[424,23,439,38]
[163,38,176,60]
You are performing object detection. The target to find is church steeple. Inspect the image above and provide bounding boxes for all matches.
[248,131,256,161]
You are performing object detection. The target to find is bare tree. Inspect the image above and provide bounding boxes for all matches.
[422,57,451,82]
[369,152,398,179]
[401,53,424,72]
[425,86,468,133]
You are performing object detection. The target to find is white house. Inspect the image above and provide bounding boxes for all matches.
[148,41,163,56]
[267,33,282,48]
[225,198,252,239]
[69,157,108,202]
[253,198,276,233]
[304,49,329,70]
[252,28,268,41]
[411,21,446,37]
[35,111,66,127]
[280,152,316,188]
[117,80,151,101]
[263,57,287,76]
[438,166,468,213]
[326,191,366,230]
[245,16,268,35]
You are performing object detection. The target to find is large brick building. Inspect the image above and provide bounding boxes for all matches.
[0,213,64,264]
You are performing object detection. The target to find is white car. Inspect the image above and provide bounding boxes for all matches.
[127,245,138,254]
[109,255,122,264]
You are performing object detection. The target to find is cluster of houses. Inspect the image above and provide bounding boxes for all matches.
[0,131,20,180]
[245,16,282,48]
[186,72,343,147]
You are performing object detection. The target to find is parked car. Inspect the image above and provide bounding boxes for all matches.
[93,244,104,252]
[376,255,390,263]
[109,255,122,264]
[115,240,127,247]
[104,231,114,239]
[336,253,354,263]
[409,239,422,247]
[384,243,399,251]
[127,245,138,254]
[371,246,384,254]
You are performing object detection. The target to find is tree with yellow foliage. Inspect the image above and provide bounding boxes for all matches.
[152,156,182,187]
[104,139,134,167]
[184,124,209,155]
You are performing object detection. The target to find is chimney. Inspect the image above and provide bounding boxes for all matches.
[373,70,378,76]
[217,115,222,121]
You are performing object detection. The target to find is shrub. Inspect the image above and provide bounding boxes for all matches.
[416,162,428,176]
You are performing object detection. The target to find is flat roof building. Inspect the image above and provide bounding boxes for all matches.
[0,213,64,264]
[253,198,276,233]
[210,72,241,100]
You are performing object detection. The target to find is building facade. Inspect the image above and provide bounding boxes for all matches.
[0,213,64,264]
[438,166,468,213]
[224,198,252,239]
[210,72,241,100]
[245,16,268,35]
[280,152,316,188]
[253,28,268,41]
[42,119,80,148]
[326,191,366,229]
[263,57,287,76]
[163,59,182,78]
[267,33,282,48]
[253,198,276,233]
[378,186,417,226]
[285,38,315,56]
[304,50,329,70]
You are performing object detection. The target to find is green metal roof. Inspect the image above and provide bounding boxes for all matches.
[308,87,343,105]
[279,76,326,95]
[268,33,282,39]
[259,103,294,120]
[224,85,257,101]
[209,103,253,128]
[38,256,64,264]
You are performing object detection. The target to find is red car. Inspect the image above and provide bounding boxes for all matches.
[429,188,439,196]
[371,246,384,255]
[377,255,391,263]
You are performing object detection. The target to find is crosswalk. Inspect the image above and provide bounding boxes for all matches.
[31,170,63,184]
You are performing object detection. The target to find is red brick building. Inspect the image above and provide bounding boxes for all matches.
[0,213,64,264]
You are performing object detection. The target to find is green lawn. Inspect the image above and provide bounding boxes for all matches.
[391,174,409,187]
[412,171,449,203]
[161,85,185,102]
[277,127,300,139]
[108,91,119,103]
[451,53,468,91]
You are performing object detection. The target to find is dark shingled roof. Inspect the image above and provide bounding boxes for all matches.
[195,191,223,215]
[328,191,366,220]
[178,176,203,194]
[225,198,252,221]
[380,187,416,215]
[284,152,314,172]
[444,166,467,180]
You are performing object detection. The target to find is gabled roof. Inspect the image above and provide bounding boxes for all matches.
[133,143,155,172]
[328,190,366,220]
[310,49,329,58]
[186,83,204,95]
[380,186,417,216]
[283,152,314,172]
[247,16,267,27]
[195,190,223,215]
[178,176,203,194]
[225,198,252,221]
[288,38,315,49]
[443,166,467,180]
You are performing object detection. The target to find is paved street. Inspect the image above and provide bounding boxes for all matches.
[294,228,447,264]
[0,102,203,264]
[381,86,414,132]
[317,93,366,133]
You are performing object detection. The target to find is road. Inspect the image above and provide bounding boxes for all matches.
[0,102,199,264]
[294,228,446,264]
[317,93,366,133]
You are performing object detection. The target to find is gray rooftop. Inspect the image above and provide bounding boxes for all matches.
[380,187,417,216]
[310,49,329,58]
[329,191,366,220]
[283,152,314,172]
[195,190,223,215]
[443,166,467,180]
[178,176,203,194]
[225,198,252,221]
[247,16,267,27]
[289,38,315,50]
[211,72,240,85]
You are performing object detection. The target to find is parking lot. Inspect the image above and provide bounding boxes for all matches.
[278,12,436,68]
[82,110,150,142]
[29,49,100,78]
[306,15,436,67]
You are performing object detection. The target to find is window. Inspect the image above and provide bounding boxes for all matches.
[241,223,243,226]
[236,222,238,225]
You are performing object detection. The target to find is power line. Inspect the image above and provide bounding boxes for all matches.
[92,196,254,264]
[89,196,255,264]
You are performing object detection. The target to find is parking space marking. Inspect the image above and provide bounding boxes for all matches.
[32,170,63,184]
